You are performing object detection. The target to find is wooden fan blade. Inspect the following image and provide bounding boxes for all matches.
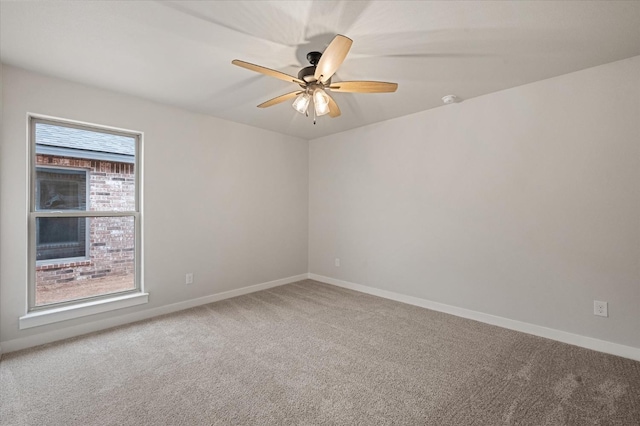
[232,60,305,85]
[326,93,341,118]
[314,35,353,84]
[257,91,303,108]
[329,81,398,93]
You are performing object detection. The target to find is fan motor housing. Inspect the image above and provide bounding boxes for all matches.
[298,54,332,88]
[298,66,316,83]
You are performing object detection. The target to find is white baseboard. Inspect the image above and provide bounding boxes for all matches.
[4,272,638,362]
[0,273,308,355]
[308,273,640,362]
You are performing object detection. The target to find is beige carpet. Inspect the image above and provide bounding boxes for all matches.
[1,280,639,425]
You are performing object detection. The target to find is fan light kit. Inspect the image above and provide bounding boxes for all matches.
[232,35,398,124]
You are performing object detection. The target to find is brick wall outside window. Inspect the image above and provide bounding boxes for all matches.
[35,154,135,289]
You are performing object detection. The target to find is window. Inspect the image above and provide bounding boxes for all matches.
[35,168,89,262]
[28,117,143,312]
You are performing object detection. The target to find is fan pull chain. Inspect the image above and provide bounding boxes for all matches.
[313,105,317,125]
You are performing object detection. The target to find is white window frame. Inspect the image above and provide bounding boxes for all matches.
[20,115,147,328]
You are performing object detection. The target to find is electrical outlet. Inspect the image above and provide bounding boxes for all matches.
[593,300,608,317]
[335,258,340,267]
[186,273,194,285]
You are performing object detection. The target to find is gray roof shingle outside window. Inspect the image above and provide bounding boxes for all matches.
[35,122,136,164]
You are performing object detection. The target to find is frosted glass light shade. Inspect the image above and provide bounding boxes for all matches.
[313,89,330,116]
[292,93,310,114]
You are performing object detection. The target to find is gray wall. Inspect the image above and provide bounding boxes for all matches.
[309,56,640,348]
[2,56,639,352]
[0,65,309,344]
[0,63,3,340]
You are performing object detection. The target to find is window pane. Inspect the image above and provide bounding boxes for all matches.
[35,216,136,306]
[36,168,87,211]
[36,217,87,260]
[35,122,136,212]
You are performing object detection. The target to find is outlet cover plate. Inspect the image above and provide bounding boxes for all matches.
[594,300,608,317]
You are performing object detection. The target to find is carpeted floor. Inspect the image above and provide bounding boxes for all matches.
[1,280,639,425]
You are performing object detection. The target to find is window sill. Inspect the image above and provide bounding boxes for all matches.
[19,292,149,329]
[36,260,91,271]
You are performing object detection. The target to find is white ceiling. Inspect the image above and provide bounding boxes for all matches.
[1,1,639,140]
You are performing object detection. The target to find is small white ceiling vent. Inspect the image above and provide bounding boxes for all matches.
[442,95,459,105]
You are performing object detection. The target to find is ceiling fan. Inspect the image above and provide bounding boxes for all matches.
[232,35,398,123]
